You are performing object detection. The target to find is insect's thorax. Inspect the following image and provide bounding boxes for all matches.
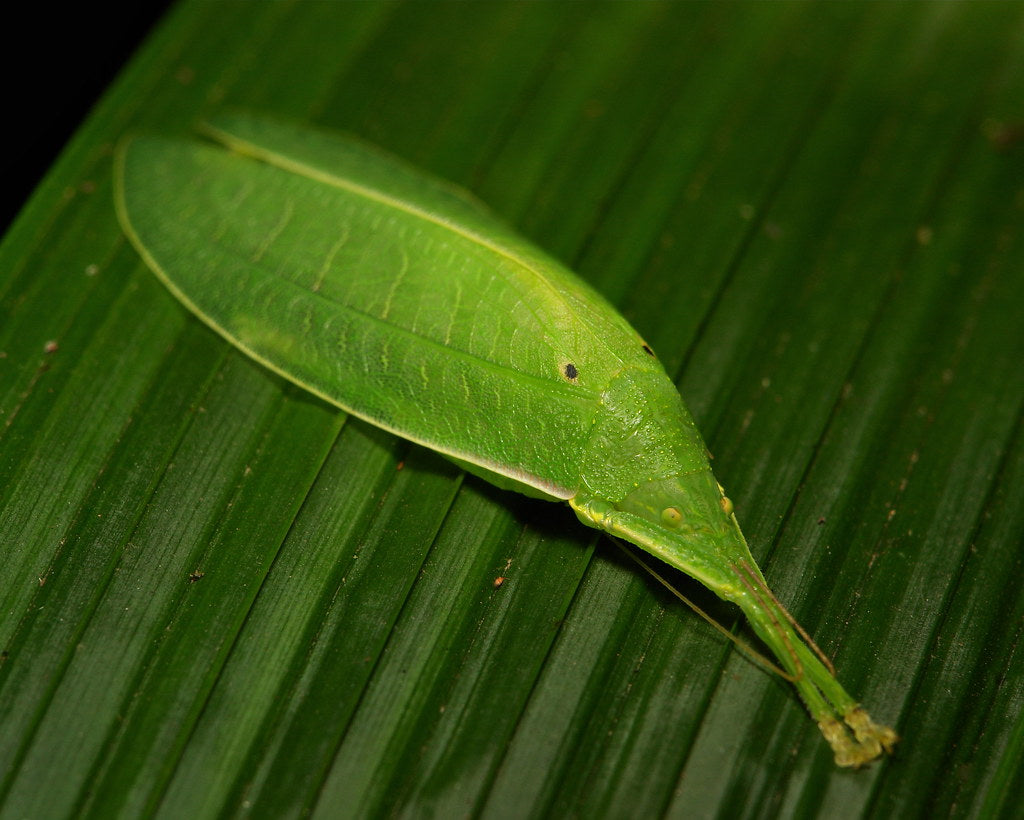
[571,366,751,594]
[576,366,710,504]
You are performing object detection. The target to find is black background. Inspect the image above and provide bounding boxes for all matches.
[4,5,173,232]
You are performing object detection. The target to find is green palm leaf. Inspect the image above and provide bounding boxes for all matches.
[2,3,1022,816]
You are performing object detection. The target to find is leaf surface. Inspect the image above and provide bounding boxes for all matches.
[1,2,1023,817]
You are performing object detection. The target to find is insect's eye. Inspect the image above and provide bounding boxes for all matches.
[661,507,683,527]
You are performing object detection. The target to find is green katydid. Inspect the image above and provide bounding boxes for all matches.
[114,112,897,766]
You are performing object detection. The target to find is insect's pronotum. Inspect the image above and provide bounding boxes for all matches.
[115,112,897,766]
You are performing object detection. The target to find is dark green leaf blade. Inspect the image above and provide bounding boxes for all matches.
[1,2,1022,818]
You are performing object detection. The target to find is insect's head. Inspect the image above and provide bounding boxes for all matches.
[572,469,748,597]
[618,470,737,540]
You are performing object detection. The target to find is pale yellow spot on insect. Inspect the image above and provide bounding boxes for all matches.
[661,506,683,528]
[716,482,734,516]
[575,497,615,529]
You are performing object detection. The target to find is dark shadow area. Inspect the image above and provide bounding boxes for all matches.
[596,531,741,630]
[3,5,173,232]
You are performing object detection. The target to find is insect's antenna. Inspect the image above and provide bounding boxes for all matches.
[736,560,836,676]
[608,536,798,682]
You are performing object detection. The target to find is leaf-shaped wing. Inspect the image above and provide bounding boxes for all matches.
[115,115,647,498]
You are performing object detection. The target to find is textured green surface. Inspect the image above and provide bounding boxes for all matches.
[114,117,652,501]
[1,2,1023,816]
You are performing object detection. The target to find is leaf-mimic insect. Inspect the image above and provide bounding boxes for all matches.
[115,113,897,766]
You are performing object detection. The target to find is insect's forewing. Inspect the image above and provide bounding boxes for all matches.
[115,114,648,499]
